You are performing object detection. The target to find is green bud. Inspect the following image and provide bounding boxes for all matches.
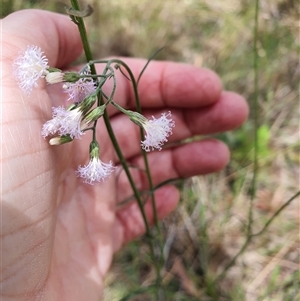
[127,110,147,127]
[89,140,100,158]
[66,103,78,111]
[79,93,97,114]
[47,67,62,73]
[83,105,106,124]
[111,101,146,127]
[63,72,81,83]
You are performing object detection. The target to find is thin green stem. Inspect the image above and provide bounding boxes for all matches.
[209,0,260,288]
[247,0,260,237]
[251,190,300,237]
[119,284,157,301]
[137,47,164,85]
[79,73,112,79]
[210,4,299,287]
[102,107,152,237]
[211,190,300,285]
[69,0,96,75]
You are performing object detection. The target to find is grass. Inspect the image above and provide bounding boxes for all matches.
[3,0,299,300]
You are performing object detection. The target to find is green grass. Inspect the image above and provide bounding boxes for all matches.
[3,0,299,300]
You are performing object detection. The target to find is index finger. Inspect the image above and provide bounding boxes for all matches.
[101,58,223,111]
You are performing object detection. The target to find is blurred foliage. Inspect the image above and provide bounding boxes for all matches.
[219,122,271,166]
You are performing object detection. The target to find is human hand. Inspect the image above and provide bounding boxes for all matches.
[1,9,248,301]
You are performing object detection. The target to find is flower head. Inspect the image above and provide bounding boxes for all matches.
[77,157,115,185]
[140,112,175,152]
[41,106,85,139]
[77,141,115,184]
[63,68,96,103]
[13,45,49,94]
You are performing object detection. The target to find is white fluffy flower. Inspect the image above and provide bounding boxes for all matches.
[141,111,175,152]
[41,106,85,139]
[63,69,96,103]
[13,45,49,94]
[77,157,115,184]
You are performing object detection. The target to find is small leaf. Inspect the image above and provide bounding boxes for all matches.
[65,4,93,18]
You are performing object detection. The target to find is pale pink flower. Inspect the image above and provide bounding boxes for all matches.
[41,106,85,139]
[141,112,175,152]
[77,157,115,184]
[63,68,96,103]
[13,45,49,94]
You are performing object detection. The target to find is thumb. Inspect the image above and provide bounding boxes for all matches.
[2,9,83,68]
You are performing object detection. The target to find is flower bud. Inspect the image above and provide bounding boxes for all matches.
[63,72,81,83]
[79,93,97,114]
[126,110,148,127]
[89,140,100,158]
[45,72,64,84]
[46,71,81,84]
[83,105,106,124]
[49,135,73,145]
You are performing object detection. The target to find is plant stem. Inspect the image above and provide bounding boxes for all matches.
[211,190,300,285]
[247,0,260,237]
[69,0,96,75]
[252,190,300,237]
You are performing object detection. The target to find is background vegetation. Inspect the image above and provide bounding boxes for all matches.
[2,0,299,300]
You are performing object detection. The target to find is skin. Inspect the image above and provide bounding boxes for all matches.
[1,10,249,301]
